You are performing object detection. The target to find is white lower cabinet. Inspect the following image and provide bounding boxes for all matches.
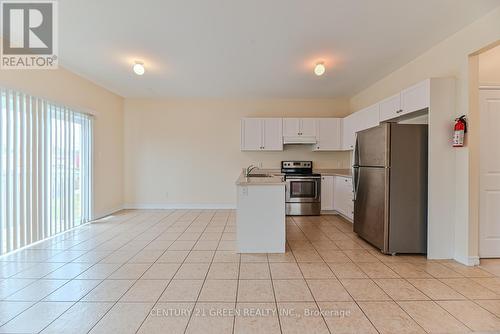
[320,176,334,211]
[321,175,354,220]
[333,176,354,220]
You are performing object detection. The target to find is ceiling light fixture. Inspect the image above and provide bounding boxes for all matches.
[133,61,145,75]
[314,62,326,76]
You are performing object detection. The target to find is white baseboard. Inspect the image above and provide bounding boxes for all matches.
[123,203,236,210]
[454,254,480,266]
[468,256,480,266]
[92,205,124,220]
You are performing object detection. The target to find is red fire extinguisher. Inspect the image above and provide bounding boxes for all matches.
[453,115,467,147]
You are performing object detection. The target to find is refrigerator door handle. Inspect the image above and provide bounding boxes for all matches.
[352,135,360,201]
[353,167,360,201]
[355,134,360,167]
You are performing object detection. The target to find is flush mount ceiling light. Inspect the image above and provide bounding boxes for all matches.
[314,62,326,76]
[133,61,145,75]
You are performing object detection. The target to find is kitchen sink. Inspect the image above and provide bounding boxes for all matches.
[247,173,274,177]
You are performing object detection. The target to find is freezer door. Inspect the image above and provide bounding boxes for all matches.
[356,123,390,167]
[353,166,389,252]
[388,124,428,253]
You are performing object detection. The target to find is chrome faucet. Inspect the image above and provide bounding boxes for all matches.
[245,164,259,177]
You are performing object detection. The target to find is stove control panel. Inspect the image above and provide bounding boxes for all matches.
[282,161,312,169]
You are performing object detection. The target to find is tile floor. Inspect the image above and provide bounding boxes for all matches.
[1,210,500,333]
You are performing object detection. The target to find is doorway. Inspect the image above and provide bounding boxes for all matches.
[476,44,500,257]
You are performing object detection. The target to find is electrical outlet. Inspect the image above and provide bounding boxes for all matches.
[165,192,169,198]
[258,162,263,168]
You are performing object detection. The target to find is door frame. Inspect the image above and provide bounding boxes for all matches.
[469,40,500,261]
[478,88,500,257]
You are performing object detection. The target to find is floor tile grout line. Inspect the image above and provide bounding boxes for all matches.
[4,210,500,333]
[0,210,151,332]
[396,299,475,333]
[437,275,500,298]
[133,210,214,334]
[267,242,283,334]
[231,215,241,334]
[295,215,479,333]
[0,215,131,286]
[36,211,177,334]
[304,217,380,333]
[181,211,226,334]
[300,216,444,333]
[294,216,382,334]
[289,216,333,334]
[365,277,433,334]
[81,209,189,334]
[426,277,500,331]
[41,211,146,264]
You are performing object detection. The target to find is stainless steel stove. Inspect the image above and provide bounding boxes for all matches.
[281,161,321,216]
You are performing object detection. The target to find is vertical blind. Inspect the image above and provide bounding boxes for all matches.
[0,87,93,254]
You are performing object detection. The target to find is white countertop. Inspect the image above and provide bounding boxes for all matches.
[235,168,352,185]
[235,172,285,186]
[315,169,352,178]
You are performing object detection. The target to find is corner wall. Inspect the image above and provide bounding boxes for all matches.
[349,7,500,264]
[0,67,124,219]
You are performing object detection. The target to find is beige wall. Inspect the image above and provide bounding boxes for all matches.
[349,7,500,264]
[0,67,124,218]
[479,44,500,85]
[123,98,350,208]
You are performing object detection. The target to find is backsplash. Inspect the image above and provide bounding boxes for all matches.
[242,145,351,169]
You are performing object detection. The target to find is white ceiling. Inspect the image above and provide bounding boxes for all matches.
[59,0,500,98]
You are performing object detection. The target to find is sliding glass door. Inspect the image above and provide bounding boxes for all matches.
[0,88,93,254]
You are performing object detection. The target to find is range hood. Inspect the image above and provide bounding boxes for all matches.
[283,135,317,144]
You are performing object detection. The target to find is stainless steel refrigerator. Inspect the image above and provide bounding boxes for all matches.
[352,123,428,254]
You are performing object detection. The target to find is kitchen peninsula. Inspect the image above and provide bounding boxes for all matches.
[235,172,286,253]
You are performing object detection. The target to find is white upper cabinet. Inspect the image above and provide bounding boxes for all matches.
[241,118,283,151]
[241,118,262,151]
[341,103,381,151]
[283,118,301,137]
[262,118,284,151]
[401,79,430,114]
[283,118,317,143]
[300,118,317,137]
[341,112,361,150]
[379,93,402,122]
[379,79,431,122]
[315,118,341,151]
[359,103,380,130]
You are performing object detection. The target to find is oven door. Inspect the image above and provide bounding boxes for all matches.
[285,177,321,203]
